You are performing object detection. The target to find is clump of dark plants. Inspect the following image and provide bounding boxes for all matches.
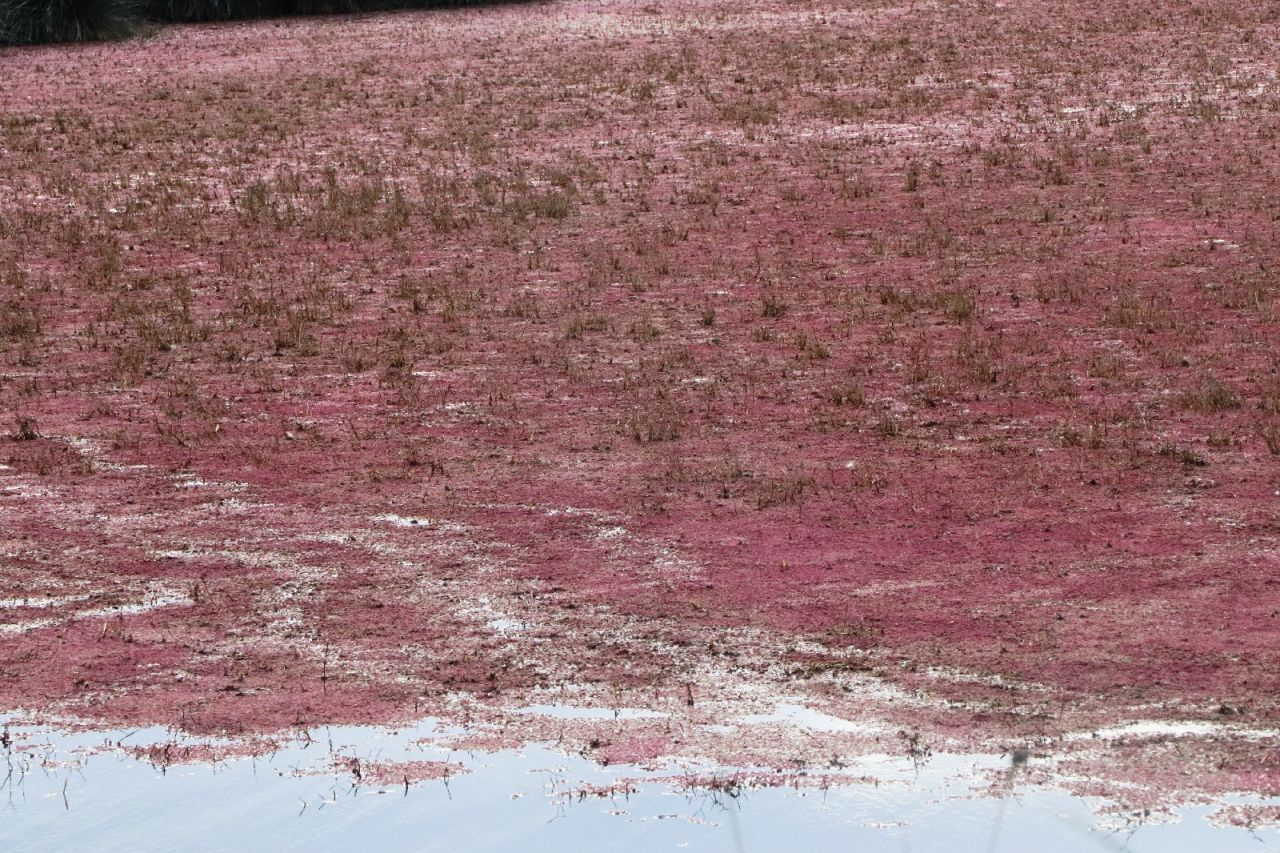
[146,0,248,22]
[12,416,38,441]
[1,0,525,45]
[1,0,141,45]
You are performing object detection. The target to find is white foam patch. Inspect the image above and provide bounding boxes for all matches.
[370,514,469,534]
[0,594,94,610]
[737,702,885,735]
[1,483,59,499]
[514,705,668,721]
[0,593,192,635]
[1065,721,1280,742]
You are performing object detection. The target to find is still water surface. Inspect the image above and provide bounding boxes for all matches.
[2,714,1277,852]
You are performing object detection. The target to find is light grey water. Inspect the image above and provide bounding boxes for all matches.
[2,716,1278,852]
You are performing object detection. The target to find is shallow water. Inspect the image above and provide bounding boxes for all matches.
[3,716,1278,852]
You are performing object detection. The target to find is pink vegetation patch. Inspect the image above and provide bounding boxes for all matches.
[599,735,671,766]
[125,737,279,769]
[334,756,465,787]
[1,0,1279,806]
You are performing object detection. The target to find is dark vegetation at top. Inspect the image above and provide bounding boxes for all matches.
[1,0,142,44]
[0,0,517,45]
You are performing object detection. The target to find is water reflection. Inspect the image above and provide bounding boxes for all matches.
[2,714,1278,852]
